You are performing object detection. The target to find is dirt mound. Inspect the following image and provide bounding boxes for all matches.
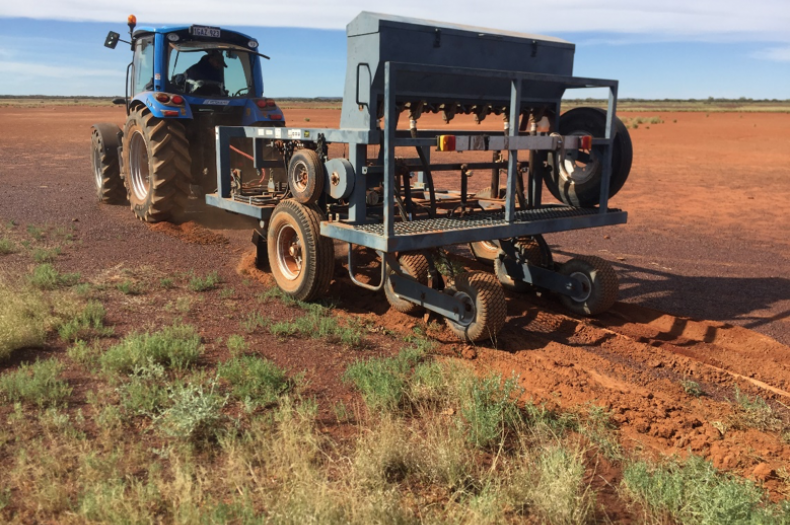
[148,221,229,245]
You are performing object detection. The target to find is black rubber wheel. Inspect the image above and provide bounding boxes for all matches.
[288,149,325,204]
[469,187,503,263]
[384,253,430,315]
[122,107,191,222]
[445,271,507,343]
[557,255,619,316]
[267,199,334,302]
[544,107,633,207]
[494,237,546,293]
[90,123,126,204]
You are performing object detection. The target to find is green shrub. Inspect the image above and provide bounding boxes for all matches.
[189,271,220,292]
[0,238,17,255]
[458,373,523,449]
[731,387,782,431]
[622,455,789,525]
[218,356,290,406]
[29,263,80,290]
[33,247,61,263]
[156,380,227,442]
[241,311,267,333]
[225,334,248,356]
[0,284,47,361]
[343,347,424,413]
[67,339,103,370]
[58,300,110,341]
[100,324,202,374]
[115,280,140,295]
[0,358,72,406]
[160,278,174,289]
[117,361,170,417]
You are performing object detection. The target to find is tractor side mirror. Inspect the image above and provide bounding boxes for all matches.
[104,31,120,49]
[111,98,126,105]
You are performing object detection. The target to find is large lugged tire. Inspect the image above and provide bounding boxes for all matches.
[90,123,126,204]
[557,255,618,316]
[267,199,334,302]
[445,272,507,343]
[544,107,632,207]
[288,149,325,204]
[384,253,431,315]
[122,107,191,222]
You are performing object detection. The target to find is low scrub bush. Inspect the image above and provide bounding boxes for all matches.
[67,339,103,370]
[269,303,366,348]
[117,361,170,418]
[218,356,290,406]
[0,358,72,406]
[156,380,228,442]
[730,387,783,431]
[457,373,523,449]
[100,324,202,374]
[0,238,17,255]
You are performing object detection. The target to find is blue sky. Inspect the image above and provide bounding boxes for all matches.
[1,1,788,98]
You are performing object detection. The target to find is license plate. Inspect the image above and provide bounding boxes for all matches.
[191,25,220,38]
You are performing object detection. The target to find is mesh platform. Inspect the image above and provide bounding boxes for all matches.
[353,205,616,236]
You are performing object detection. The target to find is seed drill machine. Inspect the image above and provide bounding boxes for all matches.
[92,12,633,342]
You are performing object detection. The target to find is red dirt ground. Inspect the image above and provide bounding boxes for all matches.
[1,105,789,499]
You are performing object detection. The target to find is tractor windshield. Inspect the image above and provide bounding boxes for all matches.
[167,42,255,98]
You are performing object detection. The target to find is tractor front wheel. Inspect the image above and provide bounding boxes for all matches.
[122,107,191,222]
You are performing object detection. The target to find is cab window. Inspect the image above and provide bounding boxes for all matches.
[132,36,155,95]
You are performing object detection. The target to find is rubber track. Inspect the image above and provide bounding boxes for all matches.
[449,271,507,343]
[92,129,126,204]
[385,252,430,315]
[125,108,191,222]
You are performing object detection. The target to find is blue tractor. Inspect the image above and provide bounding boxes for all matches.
[91,15,285,222]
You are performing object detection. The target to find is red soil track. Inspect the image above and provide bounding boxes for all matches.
[1,105,789,494]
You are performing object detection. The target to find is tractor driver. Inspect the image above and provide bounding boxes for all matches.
[184,49,226,95]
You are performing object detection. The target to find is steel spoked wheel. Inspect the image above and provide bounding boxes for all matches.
[121,107,191,222]
[287,149,325,204]
[128,131,150,201]
[445,271,507,343]
[267,199,334,301]
[557,255,619,316]
[384,252,430,315]
[90,124,126,204]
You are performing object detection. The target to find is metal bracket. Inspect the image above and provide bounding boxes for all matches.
[498,254,582,298]
[347,244,386,291]
[389,273,465,323]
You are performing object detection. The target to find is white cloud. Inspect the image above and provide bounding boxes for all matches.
[1,0,789,41]
[752,46,790,62]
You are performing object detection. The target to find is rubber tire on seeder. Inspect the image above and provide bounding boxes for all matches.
[122,107,191,222]
[544,107,633,207]
[445,271,507,343]
[288,149,325,204]
[384,253,431,315]
[267,199,334,302]
[468,187,503,263]
[90,125,126,204]
[557,255,618,316]
[494,237,546,293]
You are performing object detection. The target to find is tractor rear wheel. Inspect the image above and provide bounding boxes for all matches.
[267,199,334,302]
[544,107,632,207]
[444,271,507,343]
[557,255,618,316]
[122,107,191,222]
[90,124,126,204]
[384,253,431,315]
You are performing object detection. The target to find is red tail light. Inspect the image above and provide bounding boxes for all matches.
[155,93,170,103]
[266,99,276,107]
[162,110,179,117]
[269,114,282,121]
[256,99,268,108]
[171,95,184,105]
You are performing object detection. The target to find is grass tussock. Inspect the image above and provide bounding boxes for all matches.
[0,283,48,361]
[28,263,80,290]
[270,301,367,348]
[100,323,202,374]
[218,355,291,407]
[622,455,790,524]
[0,358,72,406]
[188,270,221,292]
